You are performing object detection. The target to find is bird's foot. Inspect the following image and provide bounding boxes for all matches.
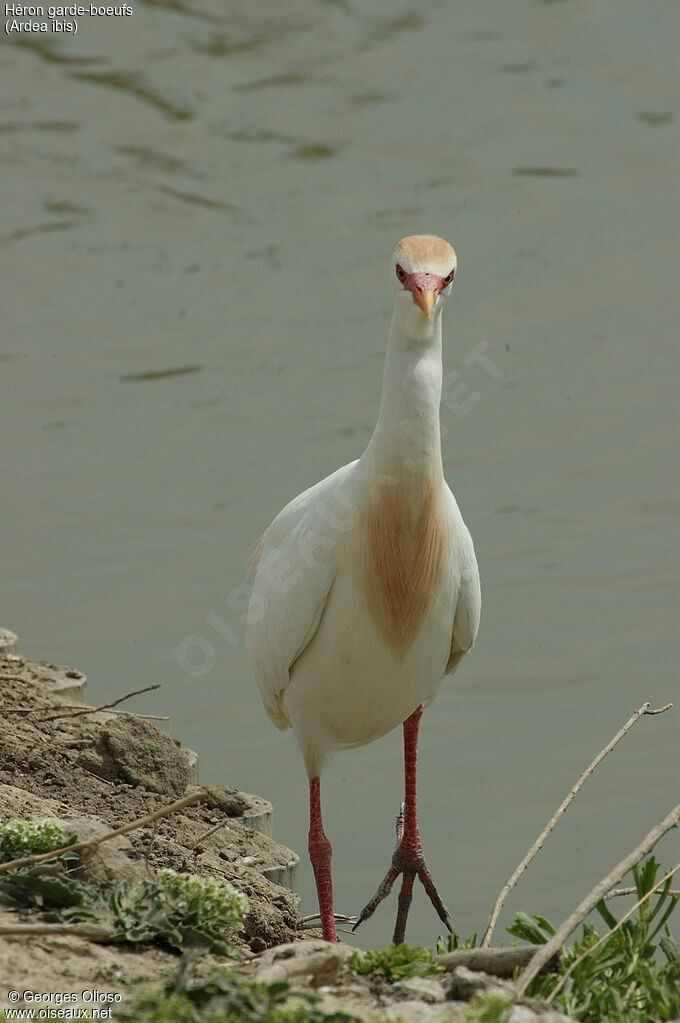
[352,827,452,944]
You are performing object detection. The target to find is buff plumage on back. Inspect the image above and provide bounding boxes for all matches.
[395,234,456,270]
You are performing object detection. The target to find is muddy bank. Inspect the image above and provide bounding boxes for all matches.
[0,629,302,997]
[0,630,574,1021]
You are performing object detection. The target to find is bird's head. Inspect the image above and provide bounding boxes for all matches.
[391,234,457,328]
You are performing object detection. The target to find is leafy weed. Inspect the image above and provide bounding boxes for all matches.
[507,857,680,1022]
[348,942,441,981]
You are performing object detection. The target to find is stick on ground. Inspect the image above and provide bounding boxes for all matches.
[434,945,562,978]
[0,923,113,940]
[256,950,342,986]
[36,683,162,722]
[0,789,206,874]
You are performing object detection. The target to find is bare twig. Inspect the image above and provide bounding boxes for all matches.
[482,701,673,947]
[546,859,680,1004]
[0,789,206,873]
[605,885,680,899]
[5,706,168,721]
[514,800,680,998]
[36,684,161,722]
[76,762,114,785]
[193,821,228,847]
[300,912,357,928]
[0,922,113,940]
[104,708,170,721]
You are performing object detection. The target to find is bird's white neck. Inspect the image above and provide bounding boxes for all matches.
[361,309,444,490]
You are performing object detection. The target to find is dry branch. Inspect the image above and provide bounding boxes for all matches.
[434,945,562,978]
[104,708,170,721]
[256,950,342,986]
[482,701,673,947]
[514,800,680,998]
[0,922,113,940]
[546,859,680,1004]
[0,789,206,874]
[36,683,162,722]
[605,885,680,899]
[300,913,356,926]
[192,821,228,847]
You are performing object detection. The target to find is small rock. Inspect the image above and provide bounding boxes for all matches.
[510,1009,539,1023]
[77,716,193,796]
[255,939,355,969]
[54,817,148,882]
[510,1007,576,1023]
[445,965,512,1001]
[201,785,250,816]
[384,1000,465,1022]
[314,992,387,1023]
[242,896,303,951]
[393,977,445,1003]
[0,629,19,656]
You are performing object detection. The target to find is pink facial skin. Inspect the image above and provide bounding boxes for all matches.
[396,265,454,318]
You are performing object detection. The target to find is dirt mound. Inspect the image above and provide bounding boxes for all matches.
[0,638,302,1003]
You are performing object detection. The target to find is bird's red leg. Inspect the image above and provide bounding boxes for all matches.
[353,703,452,944]
[308,776,337,942]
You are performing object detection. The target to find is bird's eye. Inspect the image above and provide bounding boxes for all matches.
[443,269,455,286]
[395,265,407,283]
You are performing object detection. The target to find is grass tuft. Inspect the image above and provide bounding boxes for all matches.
[348,942,441,981]
[461,992,513,1023]
[121,971,357,1023]
[0,864,249,954]
[507,856,680,1022]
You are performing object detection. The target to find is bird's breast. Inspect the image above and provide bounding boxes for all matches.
[359,473,450,657]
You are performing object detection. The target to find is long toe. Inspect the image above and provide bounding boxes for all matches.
[352,861,401,933]
[417,859,452,934]
[354,844,451,944]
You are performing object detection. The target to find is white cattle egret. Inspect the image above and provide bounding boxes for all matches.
[247,235,481,943]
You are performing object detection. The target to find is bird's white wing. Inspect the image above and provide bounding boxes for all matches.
[446,557,481,674]
[246,463,355,729]
[445,505,481,675]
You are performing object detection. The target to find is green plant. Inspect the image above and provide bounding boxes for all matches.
[0,818,68,861]
[0,868,249,954]
[461,992,513,1023]
[122,971,357,1023]
[156,869,249,933]
[508,856,680,1022]
[436,929,479,954]
[119,990,197,1023]
[348,942,441,981]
